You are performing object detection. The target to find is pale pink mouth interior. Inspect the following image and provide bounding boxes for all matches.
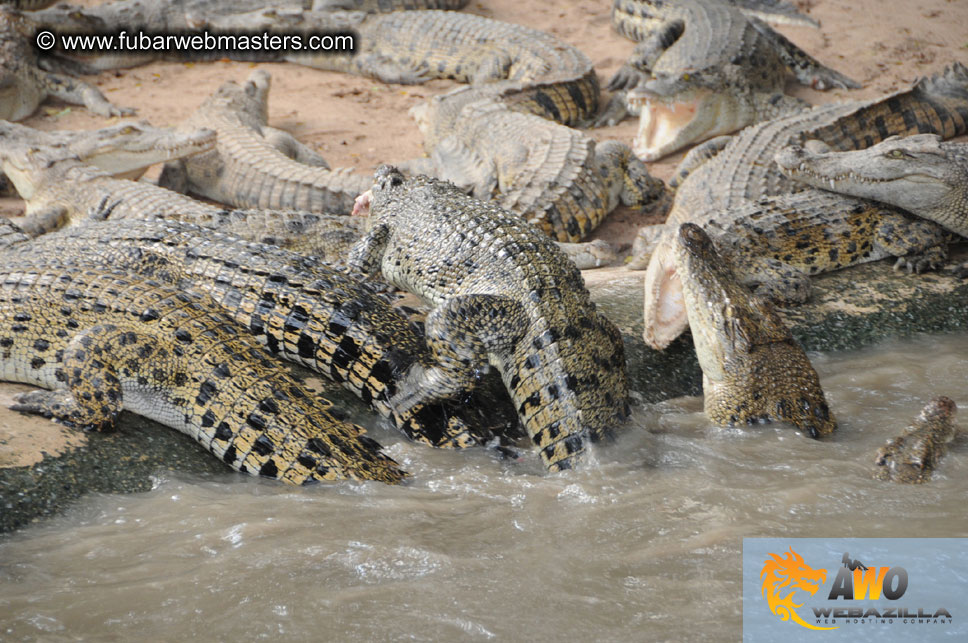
[642,241,690,350]
[629,97,699,159]
[352,189,372,217]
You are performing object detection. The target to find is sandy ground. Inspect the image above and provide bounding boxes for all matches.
[1,0,967,467]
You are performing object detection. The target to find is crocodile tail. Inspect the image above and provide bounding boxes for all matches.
[804,63,968,150]
[492,74,601,127]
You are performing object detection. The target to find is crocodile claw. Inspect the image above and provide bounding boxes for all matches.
[10,389,59,418]
[893,250,945,275]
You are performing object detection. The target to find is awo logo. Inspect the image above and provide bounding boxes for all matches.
[758,546,953,632]
[760,547,833,630]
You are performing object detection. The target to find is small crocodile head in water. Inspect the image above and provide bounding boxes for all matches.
[873,396,959,484]
[629,68,752,162]
[775,134,968,234]
[675,222,836,438]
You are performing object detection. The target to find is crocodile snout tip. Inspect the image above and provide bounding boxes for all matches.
[352,189,372,217]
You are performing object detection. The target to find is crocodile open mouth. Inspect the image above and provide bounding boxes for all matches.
[628,95,699,162]
[642,237,689,349]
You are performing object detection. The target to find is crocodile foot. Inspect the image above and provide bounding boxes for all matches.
[591,92,632,128]
[11,389,114,431]
[893,246,947,274]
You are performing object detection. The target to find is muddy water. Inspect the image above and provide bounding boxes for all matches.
[1,332,966,641]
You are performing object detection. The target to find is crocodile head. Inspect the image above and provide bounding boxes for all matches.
[0,143,63,199]
[628,68,752,161]
[0,120,216,187]
[201,69,275,126]
[65,121,217,178]
[873,396,958,483]
[675,223,836,437]
[775,135,968,232]
[352,164,408,217]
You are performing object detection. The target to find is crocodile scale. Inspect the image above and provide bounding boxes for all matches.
[0,257,404,484]
[350,167,629,471]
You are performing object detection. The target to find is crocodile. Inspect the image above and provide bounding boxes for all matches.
[0,253,405,484]
[408,87,668,243]
[0,140,368,264]
[675,222,835,437]
[349,166,629,471]
[0,216,508,449]
[0,7,133,120]
[198,7,599,126]
[612,0,820,41]
[873,396,959,484]
[157,69,372,215]
[638,63,968,350]
[0,119,216,195]
[3,137,617,269]
[0,0,60,11]
[313,0,469,10]
[601,0,858,160]
[776,134,968,238]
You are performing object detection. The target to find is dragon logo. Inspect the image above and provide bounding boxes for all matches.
[760,547,837,631]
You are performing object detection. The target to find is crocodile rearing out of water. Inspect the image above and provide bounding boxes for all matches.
[638,63,968,351]
[674,222,836,438]
[873,397,960,484]
[350,166,630,471]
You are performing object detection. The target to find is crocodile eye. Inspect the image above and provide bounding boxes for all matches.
[681,73,691,81]
[888,149,906,159]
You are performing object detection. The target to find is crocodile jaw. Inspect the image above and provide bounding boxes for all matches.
[642,235,688,349]
[81,127,218,177]
[775,137,957,218]
[630,89,746,162]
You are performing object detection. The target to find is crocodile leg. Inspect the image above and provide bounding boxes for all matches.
[40,71,135,118]
[388,294,526,425]
[12,324,127,430]
[156,159,190,193]
[430,136,498,199]
[599,19,686,126]
[337,52,435,85]
[875,214,950,273]
[18,202,69,237]
[748,18,859,90]
[261,126,331,168]
[348,221,392,276]
[622,19,687,79]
